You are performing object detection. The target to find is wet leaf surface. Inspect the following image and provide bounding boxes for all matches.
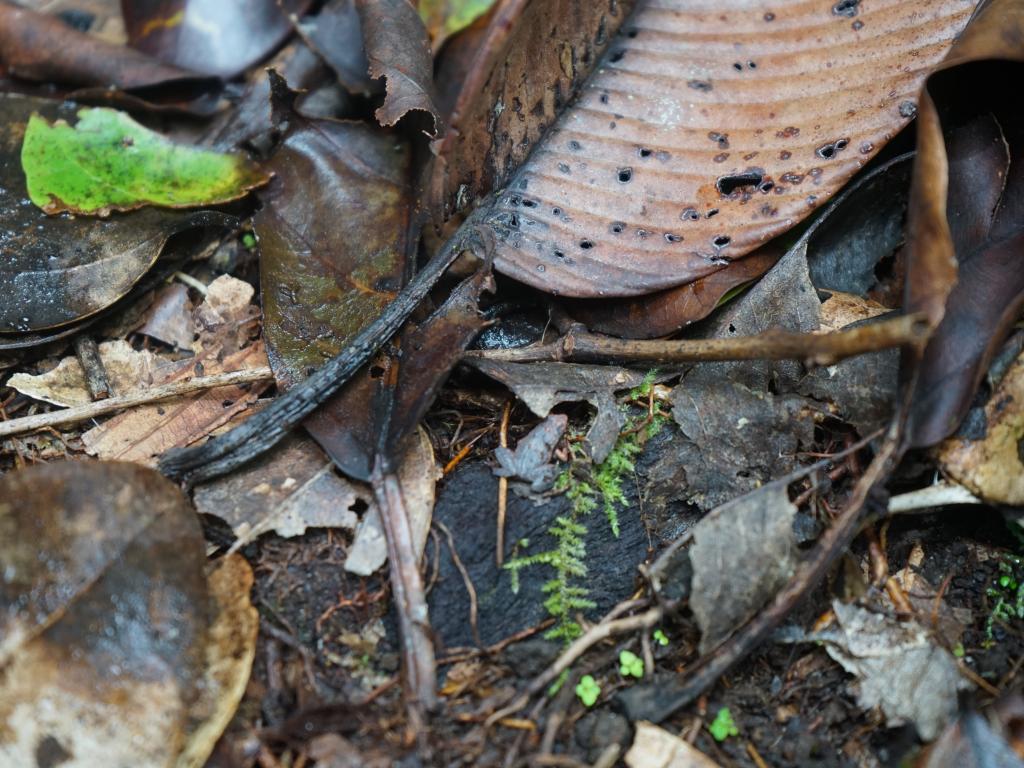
[0,461,255,768]
[0,94,208,332]
[902,0,1024,446]
[297,0,375,96]
[121,0,313,79]
[357,0,441,134]
[23,106,269,215]
[473,0,973,297]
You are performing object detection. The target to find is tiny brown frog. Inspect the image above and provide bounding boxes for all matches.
[493,413,568,495]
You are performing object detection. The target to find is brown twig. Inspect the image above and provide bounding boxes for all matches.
[466,313,929,367]
[72,335,110,400]
[496,400,512,566]
[0,367,274,438]
[371,459,437,722]
[434,519,482,649]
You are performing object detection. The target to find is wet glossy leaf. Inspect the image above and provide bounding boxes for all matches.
[358,0,442,134]
[0,461,256,768]
[0,95,208,333]
[22,107,269,215]
[121,0,313,79]
[902,0,1024,447]
[419,0,497,50]
[470,0,972,297]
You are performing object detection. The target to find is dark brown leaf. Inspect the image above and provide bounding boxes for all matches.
[298,0,376,95]
[121,0,313,79]
[471,0,972,297]
[0,94,202,333]
[903,0,1024,447]
[357,0,441,135]
[0,2,220,112]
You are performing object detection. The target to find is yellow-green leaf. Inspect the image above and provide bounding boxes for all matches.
[419,0,495,48]
[21,107,269,216]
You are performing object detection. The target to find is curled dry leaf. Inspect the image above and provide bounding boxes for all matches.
[902,0,1024,447]
[297,0,376,95]
[472,0,973,297]
[0,95,207,333]
[0,462,256,768]
[625,722,723,768]
[357,0,442,134]
[121,0,314,79]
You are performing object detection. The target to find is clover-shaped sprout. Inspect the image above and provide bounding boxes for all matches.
[619,650,644,678]
[709,707,739,742]
[575,675,601,707]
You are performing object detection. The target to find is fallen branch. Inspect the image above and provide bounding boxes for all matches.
[0,367,273,438]
[466,313,929,367]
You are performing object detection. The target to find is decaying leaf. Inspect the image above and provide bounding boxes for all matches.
[22,107,269,215]
[922,696,1024,768]
[468,358,647,462]
[814,601,971,740]
[0,461,256,768]
[689,482,799,653]
[427,0,639,243]
[7,339,161,407]
[472,0,972,297]
[137,283,195,350]
[121,0,314,79]
[0,95,210,333]
[902,0,1024,447]
[938,348,1024,504]
[193,433,369,545]
[82,277,270,463]
[357,0,441,134]
[625,722,723,768]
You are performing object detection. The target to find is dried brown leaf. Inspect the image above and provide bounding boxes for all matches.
[474,0,972,297]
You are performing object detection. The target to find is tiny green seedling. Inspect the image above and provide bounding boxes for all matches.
[653,629,669,646]
[709,707,739,742]
[619,650,644,678]
[953,642,966,658]
[575,675,601,707]
[241,232,257,249]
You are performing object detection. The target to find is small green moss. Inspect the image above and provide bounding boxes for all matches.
[709,707,739,742]
[653,628,669,646]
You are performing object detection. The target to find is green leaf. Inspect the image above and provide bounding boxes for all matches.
[574,675,600,707]
[22,107,269,216]
[618,650,644,679]
[653,629,669,647]
[419,0,496,46]
[709,708,739,742]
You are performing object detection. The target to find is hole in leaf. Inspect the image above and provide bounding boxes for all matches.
[617,168,633,183]
[716,169,764,195]
[713,235,731,247]
[832,0,860,17]
[680,208,700,221]
[638,147,653,158]
[733,62,743,71]
[522,198,538,208]
[370,365,386,379]
[579,240,594,249]
[665,233,683,243]
[609,49,625,63]
[706,208,719,218]
[568,140,582,151]
[610,221,626,234]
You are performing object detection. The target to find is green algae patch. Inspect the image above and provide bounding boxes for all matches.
[22,107,269,216]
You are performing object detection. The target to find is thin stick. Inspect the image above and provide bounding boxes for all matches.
[496,400,511,566]
[466,313,929,367]
[0,367,273,438]
[371,459,437,721]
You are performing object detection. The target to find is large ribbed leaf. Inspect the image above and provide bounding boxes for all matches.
[479,0,975,297]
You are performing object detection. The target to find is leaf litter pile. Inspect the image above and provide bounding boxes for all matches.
[3,0,1024,765]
